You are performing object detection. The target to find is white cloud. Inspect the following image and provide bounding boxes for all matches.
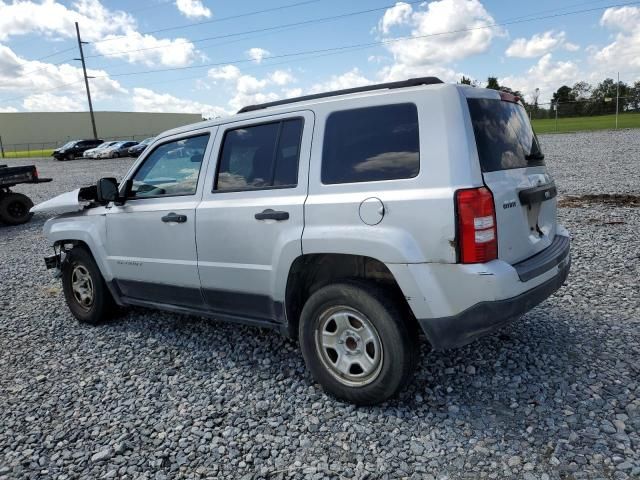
[378,63,462,83]
[175,0,211,19]
[0,0,134,42]
[207,65,299,111]
[23,92,84,112]
[500,54,581,104]
[269,70,295,86]
[378,0,502,72]
[0,44,126,106]
[379,2,413,34]
[283,88,303,98]
[309,68,371,93]
[246,47,270,64]
[94,33,196,67]
[506,31,579,58]
[0,0,198,67]
[590,7,640,75]
[132,87,227,118]
[0,106,18,113]
[208,65,242,81]
[600,6,640,32]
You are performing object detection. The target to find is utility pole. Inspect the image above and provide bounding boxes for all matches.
[555,101,558,132]
[74,22,98,139]
[615,71,620,129]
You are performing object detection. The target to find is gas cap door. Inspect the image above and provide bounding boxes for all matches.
[359,197,385,225]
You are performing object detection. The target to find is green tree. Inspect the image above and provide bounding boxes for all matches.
[486,76,500,90]
[572,81,592,100]
[629,81,640,111]
[460,76,472,85]
[592,78,630,114]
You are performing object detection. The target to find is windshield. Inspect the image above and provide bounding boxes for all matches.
[467,98,544,172]
[61,141,76,149]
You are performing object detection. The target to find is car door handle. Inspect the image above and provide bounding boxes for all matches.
[161,212,187,223]
[254,209,289,221]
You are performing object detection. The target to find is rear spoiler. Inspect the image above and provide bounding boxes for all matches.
[499,91,522,104]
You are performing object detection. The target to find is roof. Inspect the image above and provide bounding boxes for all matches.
[157,77,457,140]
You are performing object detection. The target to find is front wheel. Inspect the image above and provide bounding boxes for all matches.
[61,247,116,324]
[299,281,418,405]
[66,152,75,161]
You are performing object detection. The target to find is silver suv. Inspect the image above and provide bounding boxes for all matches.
[34,77,570,405]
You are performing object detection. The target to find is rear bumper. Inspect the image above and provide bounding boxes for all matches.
[386,231,571,351]
[417,256,570,350]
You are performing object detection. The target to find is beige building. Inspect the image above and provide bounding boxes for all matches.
[0,111,203,151]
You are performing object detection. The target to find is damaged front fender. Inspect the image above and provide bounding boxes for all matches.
[30,185,98,214]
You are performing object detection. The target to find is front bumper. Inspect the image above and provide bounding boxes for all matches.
[418,256,570,350]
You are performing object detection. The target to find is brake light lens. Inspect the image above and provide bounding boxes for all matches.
[499,91,521,104]
[455,187,497,263]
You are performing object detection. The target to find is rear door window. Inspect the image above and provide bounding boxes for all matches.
[215,118,304,191]
[467,98,544,172]
[321,103,419,184]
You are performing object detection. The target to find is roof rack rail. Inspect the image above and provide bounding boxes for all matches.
[237,76,444,114]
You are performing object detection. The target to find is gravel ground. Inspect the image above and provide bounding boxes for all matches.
[1,129,639,479]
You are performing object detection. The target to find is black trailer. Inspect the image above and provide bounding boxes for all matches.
[0,164,52,225]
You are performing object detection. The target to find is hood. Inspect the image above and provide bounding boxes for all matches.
[30,188,89,214]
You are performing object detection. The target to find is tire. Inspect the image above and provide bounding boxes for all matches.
[61,246,116,325]
[0,192,34,225]
[299,281,418,405]
[66,152,75,160]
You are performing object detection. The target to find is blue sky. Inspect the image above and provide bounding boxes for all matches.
[0,0,639,116]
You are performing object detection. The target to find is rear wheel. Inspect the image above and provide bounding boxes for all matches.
[0,192,34,225]
[62,247,116,324]
[299,281,418,405]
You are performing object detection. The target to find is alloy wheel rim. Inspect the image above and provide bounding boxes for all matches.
[71,265,94,310]
[315,306,383,387]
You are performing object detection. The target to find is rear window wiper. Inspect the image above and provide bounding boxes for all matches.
[525,153,545,161]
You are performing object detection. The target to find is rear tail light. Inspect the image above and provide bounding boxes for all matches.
[455,187,497,264]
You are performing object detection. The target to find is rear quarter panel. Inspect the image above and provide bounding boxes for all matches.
[303,84,481,264]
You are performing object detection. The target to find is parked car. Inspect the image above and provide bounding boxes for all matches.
[111,141,138,158]
[51,139,103,161]
[94,141,137,159]
[128,137,155,157]
[84,141,119,159]
[33,77,570,405]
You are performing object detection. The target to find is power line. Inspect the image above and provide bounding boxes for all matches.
[85,0,614,73]
[94,2,640,79]
[0,80,85,103]
[92,0,324,45]
[17,58,78,78]
[83,1,640,64]
[84,0,425,60]
[3,1,640,104]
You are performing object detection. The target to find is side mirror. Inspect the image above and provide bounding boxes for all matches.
[96,177,119,204]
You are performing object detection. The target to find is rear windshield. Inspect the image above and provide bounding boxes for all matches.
[467,98,544,172]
